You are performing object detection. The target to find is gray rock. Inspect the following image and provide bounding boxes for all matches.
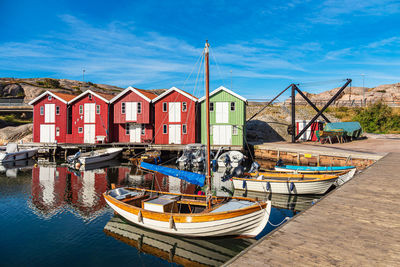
[1,83,24,97]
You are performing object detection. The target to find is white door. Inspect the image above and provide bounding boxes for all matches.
[215,102,229,123]
[84,124,96,143]
[40,124,55,143]
[44,104,55,123]
[129,124,141,143]
[84,103,95,123]
[169,102,181,122]
[213,125,232,145]
[169,124,181,144]
[126,102,138,121]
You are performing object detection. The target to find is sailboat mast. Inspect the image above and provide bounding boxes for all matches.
[205,41,212,209]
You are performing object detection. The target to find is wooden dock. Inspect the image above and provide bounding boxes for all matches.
[226,152,400,266]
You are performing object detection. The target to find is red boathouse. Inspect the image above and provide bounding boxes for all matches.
[152,87,198,145]
[110,86,158,143]
[67,90,114,144]
[29,91,76,143]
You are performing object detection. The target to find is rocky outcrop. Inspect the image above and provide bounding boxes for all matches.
[0,123,32,144]
[0,83,24,97]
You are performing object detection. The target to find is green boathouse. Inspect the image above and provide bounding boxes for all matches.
[199,86,247,146]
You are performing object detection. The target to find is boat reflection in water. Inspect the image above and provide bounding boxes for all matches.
[30,164,127,220]
[0,159,35,178]
[104,216,256,267]
[234,189,322,213]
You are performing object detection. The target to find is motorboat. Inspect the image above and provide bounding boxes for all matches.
[0,143,38,163]
[176,144,206,170]
[67,147,123,165]
[217,151,244,168]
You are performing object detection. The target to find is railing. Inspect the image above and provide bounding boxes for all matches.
[248,99,400,107]
[0,98,30,107]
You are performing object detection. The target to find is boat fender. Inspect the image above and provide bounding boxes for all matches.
[290,182,295,192]
[169,216,175,230]
[266,181,271,191]
[242,180,247,189]
[138,210,143,223]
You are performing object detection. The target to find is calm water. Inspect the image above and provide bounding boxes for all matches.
[0,160,321,267]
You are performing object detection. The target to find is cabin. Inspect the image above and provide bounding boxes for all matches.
[199,86,247,146]
[110,86,158,143]
[152,87,198,145]
[67,90,114,144]
[29,91,76,143]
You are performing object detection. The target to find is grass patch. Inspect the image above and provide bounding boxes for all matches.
[0,114,32,124]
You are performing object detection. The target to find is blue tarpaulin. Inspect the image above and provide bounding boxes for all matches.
[140,162,205,187]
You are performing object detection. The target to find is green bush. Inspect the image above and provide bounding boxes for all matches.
[353,102,400,133]
[36,79,60,88]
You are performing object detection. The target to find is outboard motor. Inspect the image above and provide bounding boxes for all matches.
[276,159,285,167]
[67,151,81,164]
[223,155,231,167]
[232,166,244,177]
[249,162,260,173]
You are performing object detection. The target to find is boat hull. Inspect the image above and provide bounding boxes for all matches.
[79,148,122,165]
[104,193,271,238]
[0,149,38,163]
[232,177,337,195]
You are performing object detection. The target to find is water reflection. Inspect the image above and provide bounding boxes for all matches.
[0,159,35,178]
[104,216,256,267]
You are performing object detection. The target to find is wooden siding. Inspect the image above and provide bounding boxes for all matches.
[200,90,246,146]
[113,90,151,124]
[32,95,68,143]
[154,90,197,145]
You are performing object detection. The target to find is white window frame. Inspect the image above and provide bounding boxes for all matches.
[137,102,142,114]
[233,125,238,135]
[182,124,187,134]
[182,102,187,112]
[125,123,129,135]
[78,127,83,133]
[79,105,83,114]
[163,124,167,134]
[231,102,236,111]
[40,106,44,115]
[121,102,126,114]
[96,105,100,114]
[163,102,167,112]
[210,102,214,112]
[56,127,60,136]
[48,95,52,101]
[88,94,92,100]
[141,124,145,135]
[56,106,60,115]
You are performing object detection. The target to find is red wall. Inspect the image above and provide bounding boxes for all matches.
[154,90,197,144]
[66,93,111,143]
[32,96,68,143]
[112,90,154,143]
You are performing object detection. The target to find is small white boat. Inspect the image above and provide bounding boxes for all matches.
[177,144,206,170]
[0,143,38,163]
[232,173,338,195]
[217,151,244,168]
[68,147,123,165]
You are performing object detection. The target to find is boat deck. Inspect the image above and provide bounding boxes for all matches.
[226,152,400,266]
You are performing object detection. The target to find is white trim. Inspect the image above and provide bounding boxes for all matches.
[152,87,198,103]
[69,89,110,104]
[198,86,247,103]
[29,91,68,105]
[110,86,152,103]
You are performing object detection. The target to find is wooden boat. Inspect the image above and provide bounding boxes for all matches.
[274,164,356,186]
[0,143,38,163]
[130,150,161,166]
[104,216,256,267]
[104,41,271,238]
[232,172,338,195]
[68,147,123,165]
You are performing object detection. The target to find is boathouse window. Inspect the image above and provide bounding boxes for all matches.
[78,127,83,133]
[88,94,92,100]
[163,124,167,134]
[210,102,214,111]
[163,102,167,112]
[79,105,83,114]
[233,125,238,135]
[138,102,142,114]
[48,95,52,101]
[182,102,187,112]
[40,106,44,115]
[141,124,145,135]
[231,102,235,111]
[56,127,60,136]
[125,123,129,135]
[96,105,100,114]
[121,102,126,114]
[182,124,187,134]
[56,106,60,115]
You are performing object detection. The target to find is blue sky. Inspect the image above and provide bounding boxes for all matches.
[1,0,400,99]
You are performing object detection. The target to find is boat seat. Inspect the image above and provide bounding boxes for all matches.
[109,188,138,200]
[211,200,254,213]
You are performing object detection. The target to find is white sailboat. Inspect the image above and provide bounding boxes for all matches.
[104,41,271,238]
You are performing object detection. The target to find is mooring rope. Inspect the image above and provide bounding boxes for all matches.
[268,216,290,227]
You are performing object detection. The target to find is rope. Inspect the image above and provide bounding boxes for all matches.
[268,217,290,227]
